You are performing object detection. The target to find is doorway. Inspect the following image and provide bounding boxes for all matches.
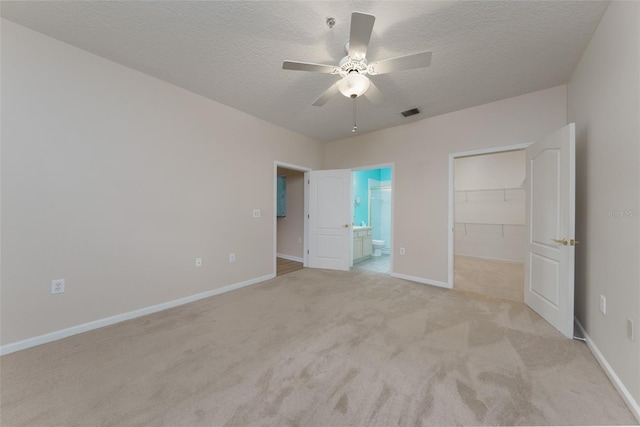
[274,162,310,276]
[450,147,527,301]
[351,165,393,274]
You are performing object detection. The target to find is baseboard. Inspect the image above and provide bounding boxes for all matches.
[390,272,452,289]
[575,317,640,423]
[276,253,304,263]
[0,273,276,356]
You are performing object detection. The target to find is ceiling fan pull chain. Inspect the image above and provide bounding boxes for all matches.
[352,96,357,132]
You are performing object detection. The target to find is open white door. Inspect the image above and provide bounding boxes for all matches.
[525,123,576,339]
[307,169,352,271]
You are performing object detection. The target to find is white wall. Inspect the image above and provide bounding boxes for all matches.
[568,1,640,415]
[454,151,525,262]
[0,20,324,346]
[276,168,304,260]
[325,85,567,285]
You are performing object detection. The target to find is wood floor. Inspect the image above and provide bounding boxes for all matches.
[276,257,303,276]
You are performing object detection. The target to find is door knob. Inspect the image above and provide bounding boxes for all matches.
[343,224,350,228]
[552,238,568,246]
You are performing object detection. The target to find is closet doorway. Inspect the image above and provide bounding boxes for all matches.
[274,162,310,276]
[451,148,526,301]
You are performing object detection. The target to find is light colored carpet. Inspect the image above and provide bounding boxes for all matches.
[1,268,636,426]
[455,256,524,302]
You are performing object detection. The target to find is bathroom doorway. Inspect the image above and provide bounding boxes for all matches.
[351,165,393,274]
[450,148,526,301]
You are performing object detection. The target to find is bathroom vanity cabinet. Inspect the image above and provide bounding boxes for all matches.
[353,227,373,263]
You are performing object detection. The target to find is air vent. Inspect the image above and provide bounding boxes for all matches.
[400,107,421,118]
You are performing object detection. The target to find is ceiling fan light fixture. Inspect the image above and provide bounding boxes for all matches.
[337,73,370,98]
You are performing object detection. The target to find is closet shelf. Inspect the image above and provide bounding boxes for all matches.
[454,222,525,237]
[455,187,524,202]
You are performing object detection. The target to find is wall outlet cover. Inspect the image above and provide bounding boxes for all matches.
[51,279,65,294]
[599,295,606,315]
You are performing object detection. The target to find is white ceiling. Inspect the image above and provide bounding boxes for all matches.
[1,1,608,142]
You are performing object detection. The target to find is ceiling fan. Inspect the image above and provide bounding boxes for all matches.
[282,12,432,107]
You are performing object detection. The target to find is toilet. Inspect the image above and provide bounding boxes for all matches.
[372,240,385,257]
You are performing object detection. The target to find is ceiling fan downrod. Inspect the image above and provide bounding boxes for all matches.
[352,94,358,132]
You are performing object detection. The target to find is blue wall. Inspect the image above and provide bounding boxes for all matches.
[353,167,392,226]
[380,167,392,182]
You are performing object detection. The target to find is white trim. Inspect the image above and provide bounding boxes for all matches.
[351,162,394,172]
[276,253,304,263]
[575,318,640,423]
[0,273,275,356]
[448,142,532,288]
[274,161,312,275]
[449,143,532,160]
[390,272,452,289]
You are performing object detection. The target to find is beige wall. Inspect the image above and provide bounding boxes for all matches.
[454,150,525,191]
[568,1,640,409]
[0,20,324,345]
[325,85,567,284]
[276,168,305,260]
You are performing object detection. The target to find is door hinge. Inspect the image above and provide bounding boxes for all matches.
[307,214,310,219]
[307,249,309,254]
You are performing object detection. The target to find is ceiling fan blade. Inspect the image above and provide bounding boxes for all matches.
[348,12,375,60]
[283,61,340,74]
[363,80,385,105]
[312,82,340,106]
[368,51,432,75]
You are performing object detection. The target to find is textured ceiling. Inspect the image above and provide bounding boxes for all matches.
[1,1,608,142]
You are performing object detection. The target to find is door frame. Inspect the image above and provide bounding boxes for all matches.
[447,143,532,288]
[273,161,312,276]
[351,163,395,273]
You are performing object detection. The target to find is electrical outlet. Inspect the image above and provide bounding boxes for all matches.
[628,319,635,341]
[253,209,261,218]
[51,279,65,295]
[399,247,405,255]
[599,295,606,315]
[229,253,236,262]
[195,257,202,267]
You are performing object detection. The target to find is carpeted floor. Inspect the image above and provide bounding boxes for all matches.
[1,268,636,426]
[454,256,524,302]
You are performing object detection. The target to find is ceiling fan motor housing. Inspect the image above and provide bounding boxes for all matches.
[339,55,368,77]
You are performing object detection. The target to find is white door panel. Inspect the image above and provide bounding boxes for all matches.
[307,170,352,271]
[525,123,575,339]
